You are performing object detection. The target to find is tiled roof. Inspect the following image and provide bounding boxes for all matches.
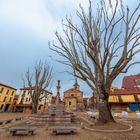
[122,73,140,91]
[0,83,17,90]
[111,88,140,95]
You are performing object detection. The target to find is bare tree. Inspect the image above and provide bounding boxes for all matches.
[50,0,140,123]
[23,61,53,113]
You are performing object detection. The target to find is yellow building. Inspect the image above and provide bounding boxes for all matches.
[109,88,140,111]
[109,74,140,111]
[88,87,140,111]
[0,83,17,112]
[63,80,84,110]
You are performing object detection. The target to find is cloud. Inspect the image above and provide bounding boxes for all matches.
[0,0,89,40]
[0,0,138,40]
[0,0,139,95]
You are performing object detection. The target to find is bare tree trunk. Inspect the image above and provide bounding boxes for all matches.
[98,92,115,123]
[23,61,53,115]
[98,100,114,123]
[32,102,38,114]
[50,0,140,124]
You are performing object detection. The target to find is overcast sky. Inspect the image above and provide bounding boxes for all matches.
[0,0,139,97]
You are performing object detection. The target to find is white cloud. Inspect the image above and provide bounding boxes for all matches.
[0,0,138,40]
[0,0,89,40]
[0,0,139,92]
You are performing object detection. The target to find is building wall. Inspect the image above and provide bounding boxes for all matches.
[121,95,135,102]
[65,98,77,110]
[64,88,84,110]
[89,94,140,111]
[17,90,31,104]
[109,94,140,103]
[109,96,119,102]
[64,90,83,101]
[10,95,19,112]
[17,89,52,113]
[110,103,128,111]
[0,85,16,112]
[109,92,140,111]
[23,107,32,114]
[122,74,140,91]
[17,89,52,105]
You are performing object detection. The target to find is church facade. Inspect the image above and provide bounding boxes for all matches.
[63,80,84,110]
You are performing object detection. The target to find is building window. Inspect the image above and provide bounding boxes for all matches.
[9,97,12,102]
[22,91,26,98]
[23,90,26,94]
[11,91,14,96]
[3,97,7,102]
[118,95,123,102]
[6,90,10,95]
[0,104,4,110]
[27,90,32,95]
[69,101,71,106]
[38,105,42,110]
[71,94,74,97]
[26,98,28,102]
[0,88,4,93]
[134,94,139,102]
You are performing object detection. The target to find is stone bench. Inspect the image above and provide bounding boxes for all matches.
[9,126,37,136]
[50,126,77,135]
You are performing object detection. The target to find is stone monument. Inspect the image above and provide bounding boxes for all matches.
[30,80,75,126]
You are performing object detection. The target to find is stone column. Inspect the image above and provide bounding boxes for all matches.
[56,80,60,105]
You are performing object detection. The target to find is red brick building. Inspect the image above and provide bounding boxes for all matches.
[122,74,140,91]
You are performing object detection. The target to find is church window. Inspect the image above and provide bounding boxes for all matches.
[69,101,71,105]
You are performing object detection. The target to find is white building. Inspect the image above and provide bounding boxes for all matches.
[16,87,52,113]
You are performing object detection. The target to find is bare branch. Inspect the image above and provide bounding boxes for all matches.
[23,61,53,113]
